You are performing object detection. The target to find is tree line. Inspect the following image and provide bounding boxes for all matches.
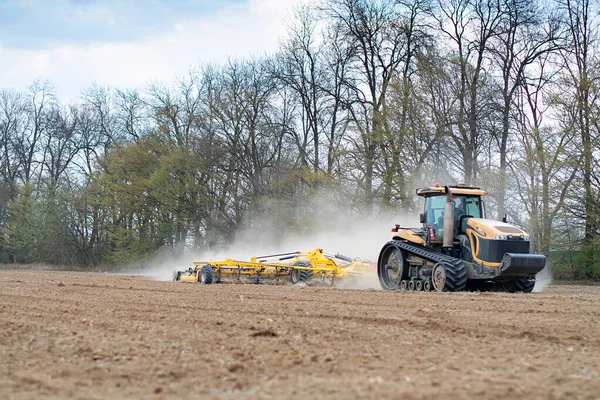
[0,0,599,279]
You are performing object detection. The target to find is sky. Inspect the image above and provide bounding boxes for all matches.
[0,0,305,101]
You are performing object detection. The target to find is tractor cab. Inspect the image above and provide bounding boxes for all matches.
[417,184,486,243]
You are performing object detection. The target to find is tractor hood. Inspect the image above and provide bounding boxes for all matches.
[465,218,530,240]
[464,218,537,268]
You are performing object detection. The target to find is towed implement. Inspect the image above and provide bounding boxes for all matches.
[173,248,373,284]
[378,184,546,292]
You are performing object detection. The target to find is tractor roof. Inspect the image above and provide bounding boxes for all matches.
[416,184,487,197]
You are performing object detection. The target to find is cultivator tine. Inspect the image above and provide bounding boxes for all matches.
[255,270,261,284]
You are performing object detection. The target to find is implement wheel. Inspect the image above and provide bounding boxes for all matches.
[290,261,314,284]
[377,243,409,290]
[198,264,214,284]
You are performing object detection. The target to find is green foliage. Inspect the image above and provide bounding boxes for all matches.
[5,184,74,264]
[151,147,211,246]
[6,184,39,263]
[90,138,165,265]
[580,242,600,280]
[87,136,223,264]
[549,243,600,281]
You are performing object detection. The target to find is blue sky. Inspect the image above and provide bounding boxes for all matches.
[0,0,302,100]
[0,0,245,48]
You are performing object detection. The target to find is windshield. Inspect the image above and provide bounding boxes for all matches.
[453,195,483,219]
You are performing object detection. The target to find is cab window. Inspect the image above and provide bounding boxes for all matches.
[425,195,446,228]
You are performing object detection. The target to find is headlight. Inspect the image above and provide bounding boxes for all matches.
[523,236,530,241]
[493,235,507,240]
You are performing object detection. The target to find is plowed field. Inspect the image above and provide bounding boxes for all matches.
[1,270,599,399]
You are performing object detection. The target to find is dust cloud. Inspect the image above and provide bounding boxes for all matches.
[533,266,552,292]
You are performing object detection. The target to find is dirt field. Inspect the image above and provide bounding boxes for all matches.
[1,270,599,399]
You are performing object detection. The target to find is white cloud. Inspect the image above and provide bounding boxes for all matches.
[0,0,306,101]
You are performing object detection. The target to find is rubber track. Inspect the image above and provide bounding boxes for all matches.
[385,240,468,291]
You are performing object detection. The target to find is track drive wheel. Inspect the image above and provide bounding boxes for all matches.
[431,261,467,292]
[290,261,314,284]
[198,264,214,284]
[377,243,409,290]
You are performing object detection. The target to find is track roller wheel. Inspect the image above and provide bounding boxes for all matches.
[290,261,314,284]
[415,280,423,291]
[400,280,408,291]
[408,280,415,291]
[377,243,409,290]
[198,264,214,284]
[431,261,467,292]
[423,279,432,292]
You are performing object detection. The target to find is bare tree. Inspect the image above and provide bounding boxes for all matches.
[321,24,354,176]
[275,6,325,172]
[511,55,577,255]
[489,0,560,218]
[81,85,117,152]
[13,80,56,185]
[0,90,27,197]
[431,0,504,184]
[324,0,416,213]
[555,0,600,267]
[115,88,148,143]
[40,105,81,187]
[147,72,204,149]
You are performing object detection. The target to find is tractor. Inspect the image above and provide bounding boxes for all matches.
[378,184,546,292]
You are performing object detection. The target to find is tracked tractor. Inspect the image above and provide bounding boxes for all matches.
[378,184,546,292]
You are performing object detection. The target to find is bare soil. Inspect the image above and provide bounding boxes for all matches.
[1,270,599,399]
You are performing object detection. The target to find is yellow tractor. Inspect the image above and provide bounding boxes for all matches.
[378,184,546,292]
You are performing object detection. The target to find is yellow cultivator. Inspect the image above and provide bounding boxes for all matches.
[173,248,374,285]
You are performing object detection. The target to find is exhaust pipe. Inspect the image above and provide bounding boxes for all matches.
[443,186,454,251]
